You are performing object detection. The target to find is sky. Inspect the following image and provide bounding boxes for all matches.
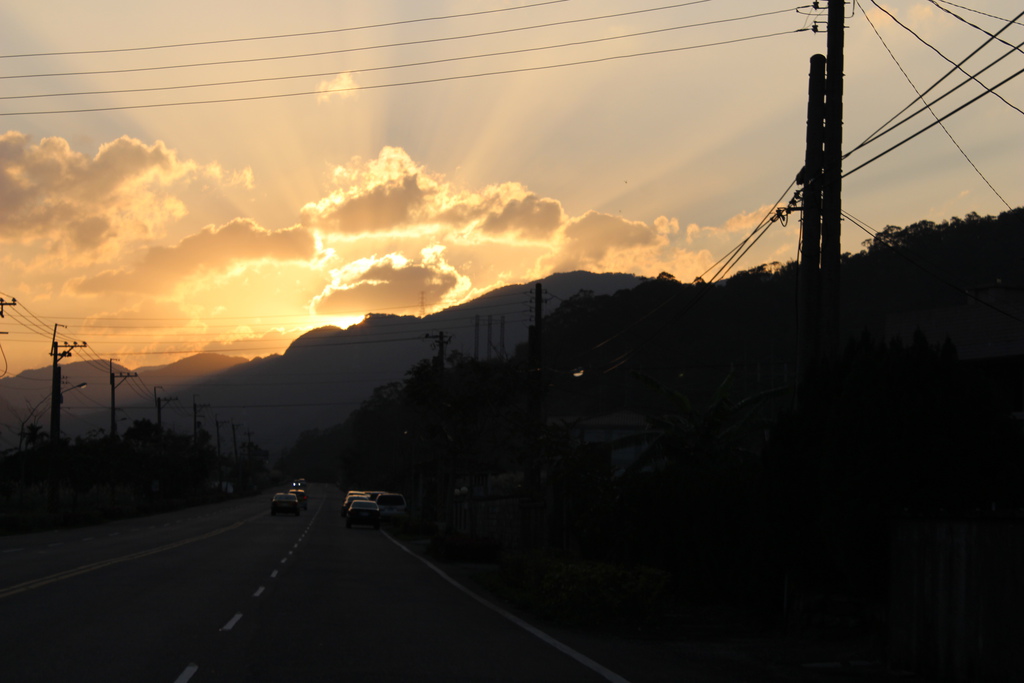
[1,0,1021,378]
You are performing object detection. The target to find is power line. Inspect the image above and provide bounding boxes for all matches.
[856,3,1013,210]
[585,181,797,373]
[932,0,1024,27]
[0,1,574,59]
[0,2,762,81]
[0,8,801,103]
[866,1,1023,117]
[845,6,1024,160]
[0,1,765,82]
[842,62,1024,179]
[0,29,805,117]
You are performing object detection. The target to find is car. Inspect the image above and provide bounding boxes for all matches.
[375,492,407,521]
[346,500,380,529]
[342,492,368,516]
[290,488,309,510]
[271,492,300,516]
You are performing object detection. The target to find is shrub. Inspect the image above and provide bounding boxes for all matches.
[494,553,670,628]
[428,533,501,563]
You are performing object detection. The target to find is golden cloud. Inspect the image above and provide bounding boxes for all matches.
[312,247,471,316]
[70,219,316,295]
[0,132,208,265]
[316,72,359,104]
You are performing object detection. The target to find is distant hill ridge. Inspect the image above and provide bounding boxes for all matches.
[5,204,1020,458]
[0,271,643,454]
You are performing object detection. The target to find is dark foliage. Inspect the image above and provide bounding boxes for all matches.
[428,533,501,563]
[0,419,267,532]
[764,332,1024,601]
[484,552,670,629]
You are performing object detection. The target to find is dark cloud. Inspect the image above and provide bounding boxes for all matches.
[311,174,428,233]
[315,261,458,315]
[69,216,114,249]
[552,211,660,270]
[477,193,563,237]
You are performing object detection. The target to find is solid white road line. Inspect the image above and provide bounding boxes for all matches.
[383,531,633,683]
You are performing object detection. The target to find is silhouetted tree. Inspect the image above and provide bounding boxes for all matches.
[765,331,1024,603]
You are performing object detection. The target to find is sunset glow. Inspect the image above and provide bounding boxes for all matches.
[1,0,1021,376]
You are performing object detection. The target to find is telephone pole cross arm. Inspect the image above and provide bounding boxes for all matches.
[49,325,86,442]
[109,359,139,437]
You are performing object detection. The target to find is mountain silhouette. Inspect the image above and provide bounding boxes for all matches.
[0,271,643,455]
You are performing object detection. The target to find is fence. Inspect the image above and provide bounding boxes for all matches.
[889,514,1024,682]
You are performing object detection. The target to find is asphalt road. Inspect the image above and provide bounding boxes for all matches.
[0,485,923,683]
[0,484,634,683]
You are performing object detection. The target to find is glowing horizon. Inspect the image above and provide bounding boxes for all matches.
[1,0,1021,376]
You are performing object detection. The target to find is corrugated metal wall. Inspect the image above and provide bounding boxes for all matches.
[890,515,1024,682]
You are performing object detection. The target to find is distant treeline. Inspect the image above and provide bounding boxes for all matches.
[276,208,1024,613]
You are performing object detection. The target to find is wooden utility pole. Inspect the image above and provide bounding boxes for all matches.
[192,395,210,448]
[798,1,845,399]
[109,359,138,437]
[426,330,449,374]
[49,326,85,442]
[154,387,177,432]
[798,53,827,390]
[820,0,845,361]
[523,282,545,548]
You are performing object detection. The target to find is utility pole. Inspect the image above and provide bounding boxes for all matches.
[109,359,138,438]
[527,283,544,435]
[798,54,827,394]
[49,325,86,442]
[231,421,241,492]
[48,325,85,511]
[192,395,210,448]
[797,0,845,399]
[524,282,545,548]
[820,0,845,361]
[0,297,16,317]
[427,331,449,374]
[154,387,177,432]
[215,416,226,492]
[424,330,452,527]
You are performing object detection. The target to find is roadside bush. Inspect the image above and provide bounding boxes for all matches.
[493,553,670,629]
[428,533,501,563]
[393,515,437,537]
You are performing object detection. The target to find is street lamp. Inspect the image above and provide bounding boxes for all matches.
[20,382,87,446]
[49,378,88,444]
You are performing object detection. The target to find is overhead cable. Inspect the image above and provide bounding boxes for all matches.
[0,0,576,59]
[846,5,1024,160]
[0,28,805,116]
[1,8,802,103]
[855,3,1013,209]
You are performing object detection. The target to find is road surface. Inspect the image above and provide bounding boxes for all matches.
[0,484,632,683]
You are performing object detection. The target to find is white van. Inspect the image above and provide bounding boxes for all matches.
[375,493,407,521]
